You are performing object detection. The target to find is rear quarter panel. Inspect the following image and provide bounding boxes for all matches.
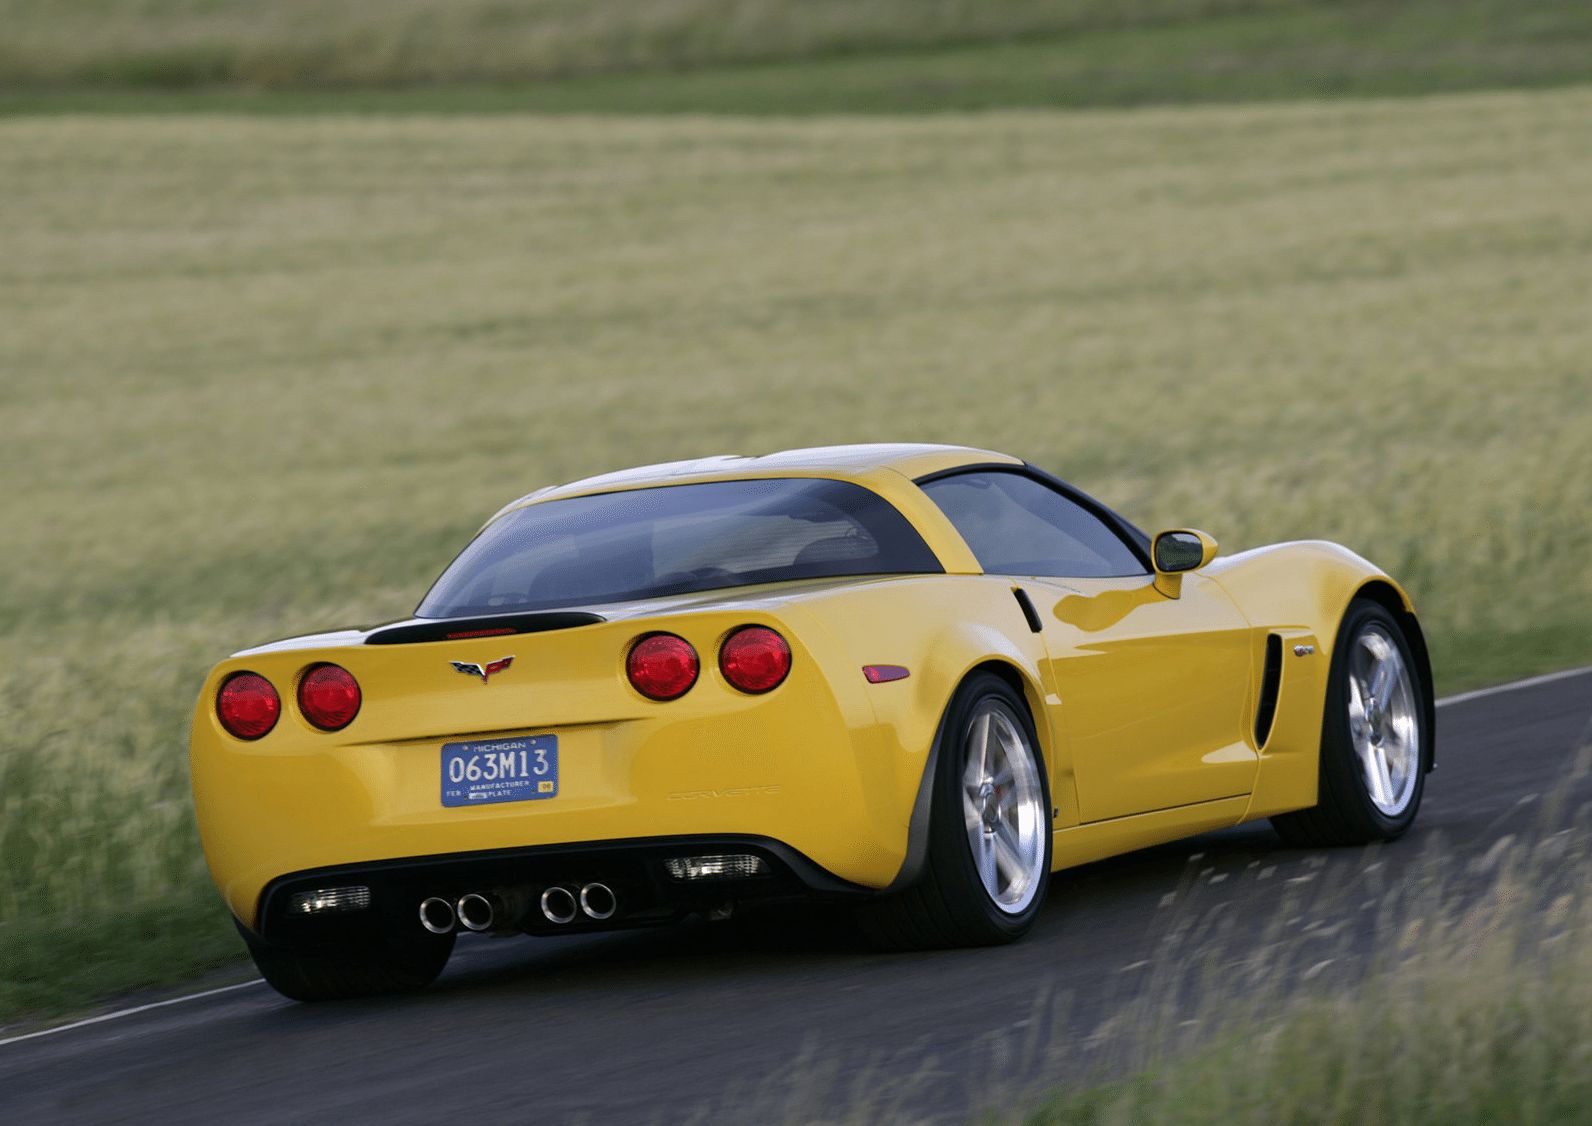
[783,574,1061,833]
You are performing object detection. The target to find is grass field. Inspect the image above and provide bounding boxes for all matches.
[0,1,1343,86]
[4,0,1592,114]
[3,86,1592,1020]
[1015,784,1592,1126]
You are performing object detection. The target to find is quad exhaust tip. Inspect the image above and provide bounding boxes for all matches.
[538,883,617,923]
[425,883,618,931]
[419,896,456,934]
[580,882,616,920]
[540,886,578,924]
[456,892,497,932]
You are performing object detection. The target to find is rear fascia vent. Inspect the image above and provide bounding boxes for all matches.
[1254,633,1283,749]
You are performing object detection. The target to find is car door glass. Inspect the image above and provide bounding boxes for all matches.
[920,471,1146,578]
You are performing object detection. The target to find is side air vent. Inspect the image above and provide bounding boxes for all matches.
[1012,588,1043,633]
[1254,633,1283,749]
[366,611,605,645]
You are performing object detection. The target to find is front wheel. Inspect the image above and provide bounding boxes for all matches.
[1271,599,1430,847]
[857,673,1052,950]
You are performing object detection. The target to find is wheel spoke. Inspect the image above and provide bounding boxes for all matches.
[1348,673,1368,734]
[1386,743,1408,794]
[969,712,991,784]
[963,787,984,834]
[991,718,1019,762]
[991,824,1026,887]
[1370,657,1398,715]
[975,832,999,890]
[1377,746,1397,805]
[1361,743,1393,808]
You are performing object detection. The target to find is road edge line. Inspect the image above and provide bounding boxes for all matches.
[1436,664,1592,709]
[0,979,265,1049]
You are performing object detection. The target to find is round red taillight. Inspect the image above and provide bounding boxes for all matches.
[217,672,281,740]
[627,634,699,701]
[719,626,792,694]
[298,664,362,731]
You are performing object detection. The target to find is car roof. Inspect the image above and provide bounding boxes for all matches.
[490,443,1023,520]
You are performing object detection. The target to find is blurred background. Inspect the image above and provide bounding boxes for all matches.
[2,0,1590,1025]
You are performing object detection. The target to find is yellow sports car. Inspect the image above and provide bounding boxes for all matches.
[190,444,1433,1000]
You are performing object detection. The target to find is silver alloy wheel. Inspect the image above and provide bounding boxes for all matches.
[1346,623,1420,816]
[960,700,1047,914]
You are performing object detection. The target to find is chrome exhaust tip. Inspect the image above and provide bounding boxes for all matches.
[540,886,578,924]
[579,882,616,920]
[456,892,496,932]
[419,896,456,934]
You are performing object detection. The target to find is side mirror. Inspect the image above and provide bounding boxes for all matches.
[1151,529,1218,598]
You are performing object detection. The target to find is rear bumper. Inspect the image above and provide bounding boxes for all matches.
[252,834,871,945]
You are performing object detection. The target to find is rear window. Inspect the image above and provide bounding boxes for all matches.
[417,478,944,617]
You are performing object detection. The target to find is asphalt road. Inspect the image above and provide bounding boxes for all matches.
[4,668,1589,1125]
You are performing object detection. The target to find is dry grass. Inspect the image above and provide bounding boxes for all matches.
[1014,747,1592,1125]
[3,87,1591,1014]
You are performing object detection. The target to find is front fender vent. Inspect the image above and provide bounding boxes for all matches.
[1254,633,1283,749]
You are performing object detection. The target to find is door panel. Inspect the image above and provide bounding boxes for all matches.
[1024,574,1257,823]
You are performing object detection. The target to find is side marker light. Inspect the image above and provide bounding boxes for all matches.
[863,665,911,684]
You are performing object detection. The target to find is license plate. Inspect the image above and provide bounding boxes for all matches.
[440,736,557,808]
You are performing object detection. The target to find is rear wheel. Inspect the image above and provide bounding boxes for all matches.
[858,673,1052,950]
[238,921,455,1002]
[1271,599,1429,847]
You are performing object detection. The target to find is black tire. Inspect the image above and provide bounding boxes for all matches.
[857,673,1052,950]
[1271,599,1430,848]
[237,920,455,1002]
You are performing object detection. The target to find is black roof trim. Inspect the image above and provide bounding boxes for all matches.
[365,611,605,646]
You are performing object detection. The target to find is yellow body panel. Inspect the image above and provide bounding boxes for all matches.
[190,445,1421,930]
[1052,797,1252,870]
[1022,573,1258,823]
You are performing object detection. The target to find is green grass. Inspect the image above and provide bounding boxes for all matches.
[0,896,247,1018]
[3,88,1592,1020]
[0,1,1332,87]
[4,0,1592,114]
